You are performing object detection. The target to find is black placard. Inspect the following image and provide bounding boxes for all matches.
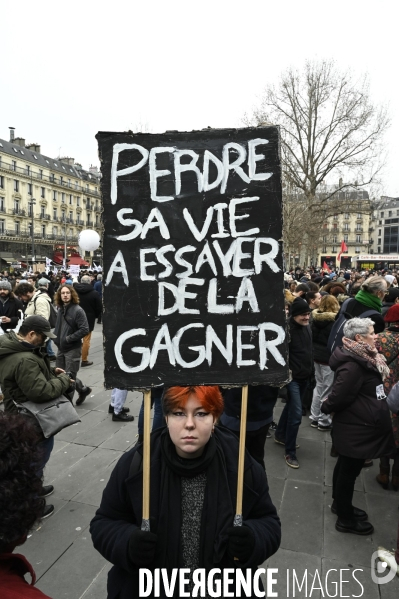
[97,127,289,389]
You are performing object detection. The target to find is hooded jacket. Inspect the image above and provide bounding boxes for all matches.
[321,347,395,459]
[0,331,71,415]
[24,290,51,321]
[90,427,281,599]
[74,283,101,331]
[311,310,338,364]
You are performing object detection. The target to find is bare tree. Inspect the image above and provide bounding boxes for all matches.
[244,60,389,265]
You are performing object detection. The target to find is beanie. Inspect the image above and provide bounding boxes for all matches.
[0,280,12,291]
[291,297,311,317]
[385,275,395,285]
[385,304,399,323]
[344,273,351,280]
[38,278,49,287]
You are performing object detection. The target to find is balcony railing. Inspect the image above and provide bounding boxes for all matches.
[0,159,100,195]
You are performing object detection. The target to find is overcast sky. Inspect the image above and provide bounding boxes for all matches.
[2,0,398,196]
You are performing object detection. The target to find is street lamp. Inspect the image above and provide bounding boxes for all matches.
[28,198,36,271]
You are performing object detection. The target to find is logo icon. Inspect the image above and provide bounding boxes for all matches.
[371,550,398,584]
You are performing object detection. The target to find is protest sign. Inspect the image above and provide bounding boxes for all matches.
[97,127,289,389]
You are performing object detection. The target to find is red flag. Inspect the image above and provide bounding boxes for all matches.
[337,240,348,262]
[323,261,331,273]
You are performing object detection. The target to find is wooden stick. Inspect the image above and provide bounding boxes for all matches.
[234,384,248,527]
[141,389,151,531]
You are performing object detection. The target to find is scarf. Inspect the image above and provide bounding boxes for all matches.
[343,337,390,380]
[355,289,382,313]
[156,429,234,574]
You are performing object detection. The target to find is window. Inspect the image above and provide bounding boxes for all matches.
[41,225,46,236]
[333,223,337,230]
[0,197,4,212]
[60,176,63,185]
[15,221,20,235]
[343,223,349,231]
[12,160,16,171]
[69,211,73,220]
[332,246,336,253]
[378,238,381,245]
[357,213,362,219]
[389,211,392,217]
[61,211,65,221]
[355,246,361,253]
[68,179,71,188]
[53,226,58,235]
[14,199,20,212]
[69,228,73,236]
[28,203,33,217]
[39,169,43,180]
[75,181,78,190]
[378,246,381,253]
[41,206,45,217]
[53,208,57,220]
[69,194,73,204]
[356,224,362,231]
[322,236,327,242]
[61,192,65,203]
[397,210,399,217]
[381,212,384,218]
[50,174,54,182]
[28,182,32,195]
[333,214,338,220]
[53,191,57,201]
[344,213,349,220]
[0,175,4,188]
[379,220,382,225]
[41,187,45,198]
[378,229,381,235]
[356,234,362,243]
[344,235,348,243]
[26,165,30,175]
[0,219,4,234]
[322,246,327,253]
[76,196,80,207]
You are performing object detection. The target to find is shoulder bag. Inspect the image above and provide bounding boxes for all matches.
[13,396,81,438]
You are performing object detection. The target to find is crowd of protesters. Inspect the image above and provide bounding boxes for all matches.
[1,263,399,596]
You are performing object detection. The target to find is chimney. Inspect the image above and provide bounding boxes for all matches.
[14,137,26,148]
[60,156,75,166]
[89,165,99,174]
[9,127,15,142]
[27,143,41,153]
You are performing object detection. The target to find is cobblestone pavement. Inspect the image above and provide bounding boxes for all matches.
[6,327,399,598]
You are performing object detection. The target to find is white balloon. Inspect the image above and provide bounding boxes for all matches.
[79,229,101,251]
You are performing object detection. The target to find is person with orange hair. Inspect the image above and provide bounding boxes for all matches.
[90,385,281,599]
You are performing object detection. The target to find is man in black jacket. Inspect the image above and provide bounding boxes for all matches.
[74,275,102,367]
[0,280,24,333]
[275,297,313,469]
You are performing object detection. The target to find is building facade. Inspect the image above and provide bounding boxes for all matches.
[0,128,101,269]
[371,196,399,255]
[316,190,372,269]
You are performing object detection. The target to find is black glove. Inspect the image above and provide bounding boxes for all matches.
[227,525,255,562]
[128,528,157,567]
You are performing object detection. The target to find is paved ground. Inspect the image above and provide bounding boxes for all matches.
[5,326,399,598]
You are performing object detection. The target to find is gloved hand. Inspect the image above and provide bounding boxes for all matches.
[128,528,157,567]
[227,525,255,562]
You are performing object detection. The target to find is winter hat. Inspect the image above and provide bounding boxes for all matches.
[344,273,351,280]
[38,278,49,287]
[385,275,395,285]
[291,297,311,317]
[384,304,399,323]
[0,280,12,291]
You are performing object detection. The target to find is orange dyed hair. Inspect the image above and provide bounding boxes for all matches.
[163,386,224,419]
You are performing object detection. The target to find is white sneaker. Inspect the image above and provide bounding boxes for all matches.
[377,547,399,576]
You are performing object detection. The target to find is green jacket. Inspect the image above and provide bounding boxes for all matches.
[0,331,71,414]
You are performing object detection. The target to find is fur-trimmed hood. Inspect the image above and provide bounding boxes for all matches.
[312,310,338,323]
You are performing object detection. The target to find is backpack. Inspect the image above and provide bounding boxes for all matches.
[327,298,379,355]
[33,294,58,328]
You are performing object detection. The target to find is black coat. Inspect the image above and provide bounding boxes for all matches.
[0,294,24,332]
[74,283,101,331]
[311,310,337,364]
[288,317,313,380]
[222,385,278,422]
[321,347,395,459]
[342,297,385,333]
[90,427,281,599]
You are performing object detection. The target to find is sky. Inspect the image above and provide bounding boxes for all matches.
[2,0,398,196]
